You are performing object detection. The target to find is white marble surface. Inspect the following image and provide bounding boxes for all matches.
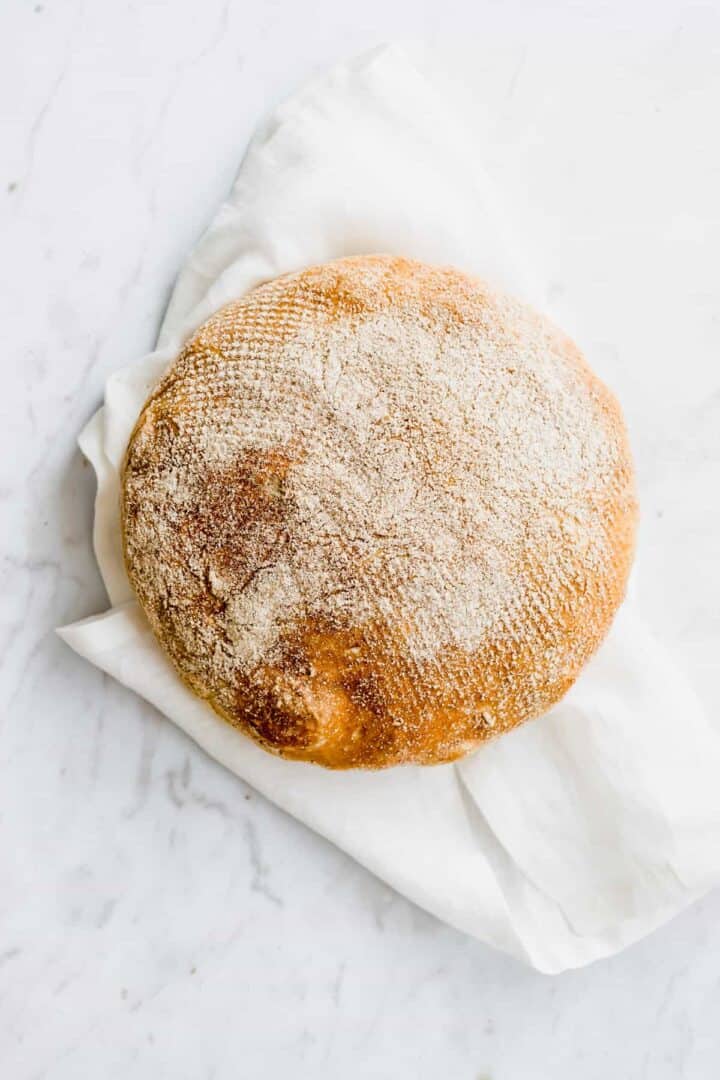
[2,1,720,1077]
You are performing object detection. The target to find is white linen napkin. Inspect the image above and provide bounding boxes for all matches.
[58,45,720,973]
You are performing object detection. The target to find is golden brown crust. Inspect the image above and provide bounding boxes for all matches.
[121,255,637,768]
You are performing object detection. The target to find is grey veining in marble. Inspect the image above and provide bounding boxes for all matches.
[2,1,719,1077]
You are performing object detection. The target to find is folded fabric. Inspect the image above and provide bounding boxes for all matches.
[59,44,720,973]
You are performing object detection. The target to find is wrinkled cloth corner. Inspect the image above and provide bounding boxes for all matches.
[58,44,720,974]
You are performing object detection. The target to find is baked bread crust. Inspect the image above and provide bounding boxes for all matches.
[122,255,637,768]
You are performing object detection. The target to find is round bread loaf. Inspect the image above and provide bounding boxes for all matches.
[122,255,636,768]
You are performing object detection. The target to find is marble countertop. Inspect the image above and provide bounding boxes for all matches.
[2,2,720,1077]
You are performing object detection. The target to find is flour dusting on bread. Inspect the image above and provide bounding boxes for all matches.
[122,256,636,768]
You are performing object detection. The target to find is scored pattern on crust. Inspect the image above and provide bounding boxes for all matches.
[122,255,637,768]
